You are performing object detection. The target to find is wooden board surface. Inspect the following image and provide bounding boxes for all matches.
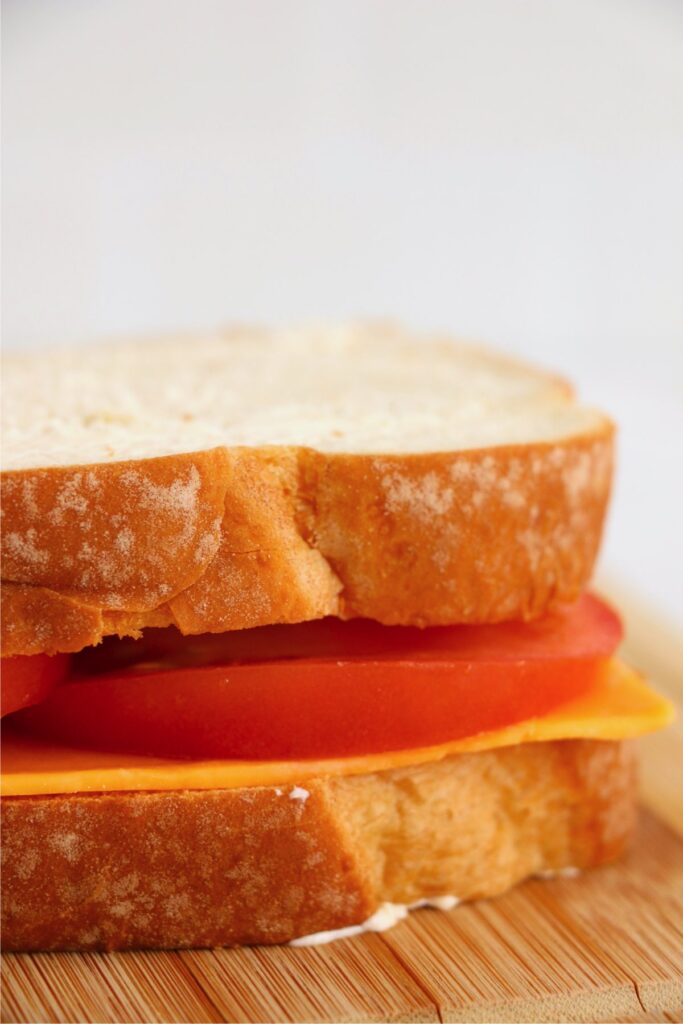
[3,588,683,1024]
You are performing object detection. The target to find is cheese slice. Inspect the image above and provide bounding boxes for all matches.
[0,659,673,797]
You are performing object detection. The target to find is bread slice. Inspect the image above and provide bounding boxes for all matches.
[1,739,636,952]
[1,324,614,655]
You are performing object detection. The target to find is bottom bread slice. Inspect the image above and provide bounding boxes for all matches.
[1,739,636,951]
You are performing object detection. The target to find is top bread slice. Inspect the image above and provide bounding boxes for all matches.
[1,324,614,656]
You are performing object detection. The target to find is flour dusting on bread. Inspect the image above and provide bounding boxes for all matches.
[1,326,614,654]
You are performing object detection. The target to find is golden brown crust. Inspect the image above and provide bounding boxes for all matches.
[1,739,636,951]
[1,430,613,656]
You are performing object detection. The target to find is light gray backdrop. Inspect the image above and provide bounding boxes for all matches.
[3,0,682,623]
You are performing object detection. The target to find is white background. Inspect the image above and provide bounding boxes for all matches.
[3,0,683,625]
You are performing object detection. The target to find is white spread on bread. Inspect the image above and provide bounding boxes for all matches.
[535,866,581,879]
[289,867,582,947]
[289,895,460,947]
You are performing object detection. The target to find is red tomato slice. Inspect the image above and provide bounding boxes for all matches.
[12,594,621,760]
[1,653,71,718]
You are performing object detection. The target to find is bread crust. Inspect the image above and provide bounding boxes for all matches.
[0,739,636,952]
[1,430,613,656]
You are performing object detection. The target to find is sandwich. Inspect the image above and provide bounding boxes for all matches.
[0,324,673,951]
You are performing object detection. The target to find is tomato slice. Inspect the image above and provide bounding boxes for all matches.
[72,592,621,672]
[11,594,621,760]
[1,654,71,718]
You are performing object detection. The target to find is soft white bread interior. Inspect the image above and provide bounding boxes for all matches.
[1,739,636,952]
[2,323,606,469]
[1,324,614,654]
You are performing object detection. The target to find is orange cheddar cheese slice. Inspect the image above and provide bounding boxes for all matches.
[0,659,674,797]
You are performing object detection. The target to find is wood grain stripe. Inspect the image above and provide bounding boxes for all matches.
[178,937,440,1023]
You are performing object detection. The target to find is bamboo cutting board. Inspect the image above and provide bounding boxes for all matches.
[2,587,683,1024]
